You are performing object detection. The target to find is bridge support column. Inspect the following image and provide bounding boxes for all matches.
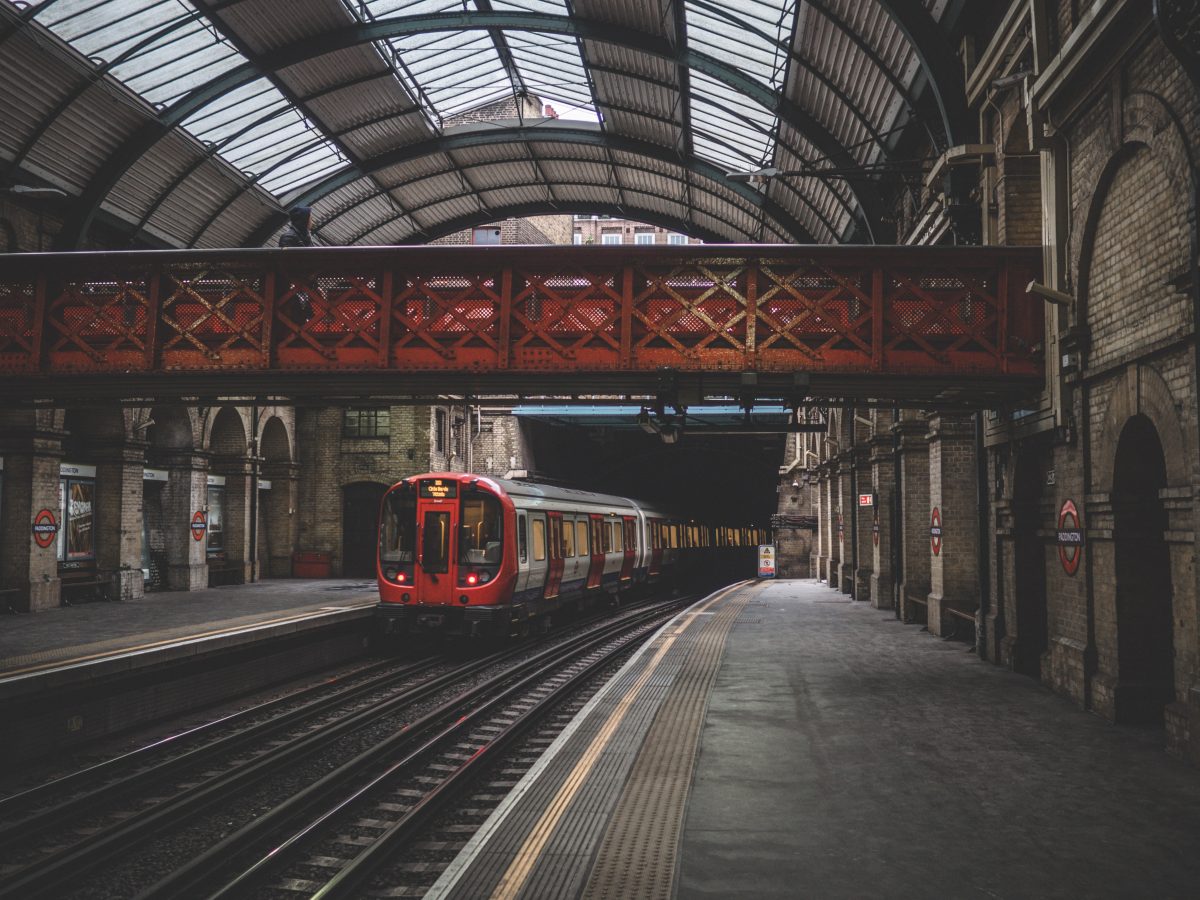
[926,414,980,638]
[162,454,210,591]
[0,420,63,611]
[853,444,873,600]
[261,463,298,578]
[836,454,853,594]
[94,439,148,602]
[870,433,896,610]
[895,414,931,623]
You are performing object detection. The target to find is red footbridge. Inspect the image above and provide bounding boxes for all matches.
[0,245,1043,407]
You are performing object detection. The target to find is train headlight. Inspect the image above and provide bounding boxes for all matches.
[397,572,407,583]
[385,568,397,581]
[466,573,478,586]
[479,571,491,583]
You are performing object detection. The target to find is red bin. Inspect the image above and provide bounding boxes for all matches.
[292,551,332,578]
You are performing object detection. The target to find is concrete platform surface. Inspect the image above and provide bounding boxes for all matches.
[679,579,1200,899]
[0,579,378,675]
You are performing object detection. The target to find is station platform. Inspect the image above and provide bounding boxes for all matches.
[0,579,377,762]
[429,578,1200,899]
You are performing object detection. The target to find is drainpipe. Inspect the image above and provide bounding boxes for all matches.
[975,411,990,658]
[849,406,858,598]
[249,402,259,583]
[893,403,902,618]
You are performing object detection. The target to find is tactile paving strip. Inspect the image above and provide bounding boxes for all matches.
[426,582,755,900]
[580,587,757,900]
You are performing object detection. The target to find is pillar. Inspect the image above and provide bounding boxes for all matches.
[896,414,930,623]
[836,453,853,593]
[262,461,299,577]
[821,465,837,584]
[0,424,63,611]
[870,432,896,610]
[852,443,873,600]
[926,414,979,637]
[812,468,825,579]
[162,452,209,590]
[93,438,148,601]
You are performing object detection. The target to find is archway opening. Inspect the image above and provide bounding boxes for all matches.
[144,406,194,591]
[259,416,294,578]
[208,407,249,585]
[343,482,389,578]
[1112,414,1174,726]
[1012,451,1048,678]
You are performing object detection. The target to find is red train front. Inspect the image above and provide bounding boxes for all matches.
[376,474,517,637]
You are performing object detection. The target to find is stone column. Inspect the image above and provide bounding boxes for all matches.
[93,439,148,601]
[0,425,64,611]
[162,452,209,590]
[212,456,253,584]
[852,443,873,600]
[870,433,897,610]
[821,466,837,584]
[836,454,853,593]
[926,414,979,637]
[812,469,825,579]
[895,415,930,623]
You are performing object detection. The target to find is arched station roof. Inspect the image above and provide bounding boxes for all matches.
[0,0,972,249]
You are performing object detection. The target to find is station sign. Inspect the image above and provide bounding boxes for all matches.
[191,511,208,541]
[207,474,226,487]
[32,509,58,548]
[1056,499,1084,576]
[757,544,776,578]
[930,507,943,556]
[143,468,169,482]
[60,463,97,479]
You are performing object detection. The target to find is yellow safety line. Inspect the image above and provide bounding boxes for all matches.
[0,602,375,679]
[488,582,744,900]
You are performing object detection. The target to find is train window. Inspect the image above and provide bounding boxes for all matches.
[563,518,575,557]
[611,521,621,551]
[518,513,528,564]
[459,491,503,565]
[422,511,451,574]
[532,518,546,562]
[601,520,612,553]
[380,485,416,564]
[576,520,589,556]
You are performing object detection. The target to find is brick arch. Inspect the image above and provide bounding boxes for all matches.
[259,415,293,464]
[1075,90,1197,326]
[1093,363,1192,492]
[203,406,251,455]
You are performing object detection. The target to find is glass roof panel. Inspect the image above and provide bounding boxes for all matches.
[26,0,349,196]
[685,0,795,89]
[688,70,777,171]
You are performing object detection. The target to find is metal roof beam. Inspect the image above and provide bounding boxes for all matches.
[58,11,877,248]
[244,124,814,245]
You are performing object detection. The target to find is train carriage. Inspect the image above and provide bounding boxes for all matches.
[375,473,678,639]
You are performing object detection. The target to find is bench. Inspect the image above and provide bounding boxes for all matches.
[60,573,116,606]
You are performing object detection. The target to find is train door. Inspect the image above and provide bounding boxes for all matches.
[572,517,590,594]
[621,516,636,582]
[587,514,604,589]
[527,512,549,599]
[515,512,530,595]
[544,512,564,599]
[415,480,456,606]
[649,519,663,577]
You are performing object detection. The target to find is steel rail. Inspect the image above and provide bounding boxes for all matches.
[0,656,435,844]
[138,597,690,900]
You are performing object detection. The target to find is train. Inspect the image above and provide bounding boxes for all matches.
[375,473,765,639]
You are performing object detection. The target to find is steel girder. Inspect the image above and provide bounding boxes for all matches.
[56,10,884,249]
[242,125,817,247]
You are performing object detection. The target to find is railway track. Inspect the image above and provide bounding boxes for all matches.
[0,596,687,899]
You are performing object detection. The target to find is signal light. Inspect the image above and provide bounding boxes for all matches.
[397,572,407,583]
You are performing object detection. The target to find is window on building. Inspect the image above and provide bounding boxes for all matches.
[634,231,655,245]
[473,226,502,244]
[343,407,390,438]
[601,232,622,245]
[452,417,464,458]
[435,409,446,454]
[668,233,687,245]
[573,232,583,244]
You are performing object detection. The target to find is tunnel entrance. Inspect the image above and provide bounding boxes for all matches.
[343,482,389,578]
[1012,453,1048,678]
[1112,414,1174,726]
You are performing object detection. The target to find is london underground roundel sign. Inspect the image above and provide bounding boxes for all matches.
[32,509,58,548]
[930,507,942,556]
[1056,499,1084,576]
[191,511,208,542]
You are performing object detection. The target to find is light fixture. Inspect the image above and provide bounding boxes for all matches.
[991,69,1032,90]
[637,409,659,435]
[4,185,69,197]
[1026,280,1075,307]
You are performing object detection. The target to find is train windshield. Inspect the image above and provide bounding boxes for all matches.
[459,490,503,565]
[379,484,416,564]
